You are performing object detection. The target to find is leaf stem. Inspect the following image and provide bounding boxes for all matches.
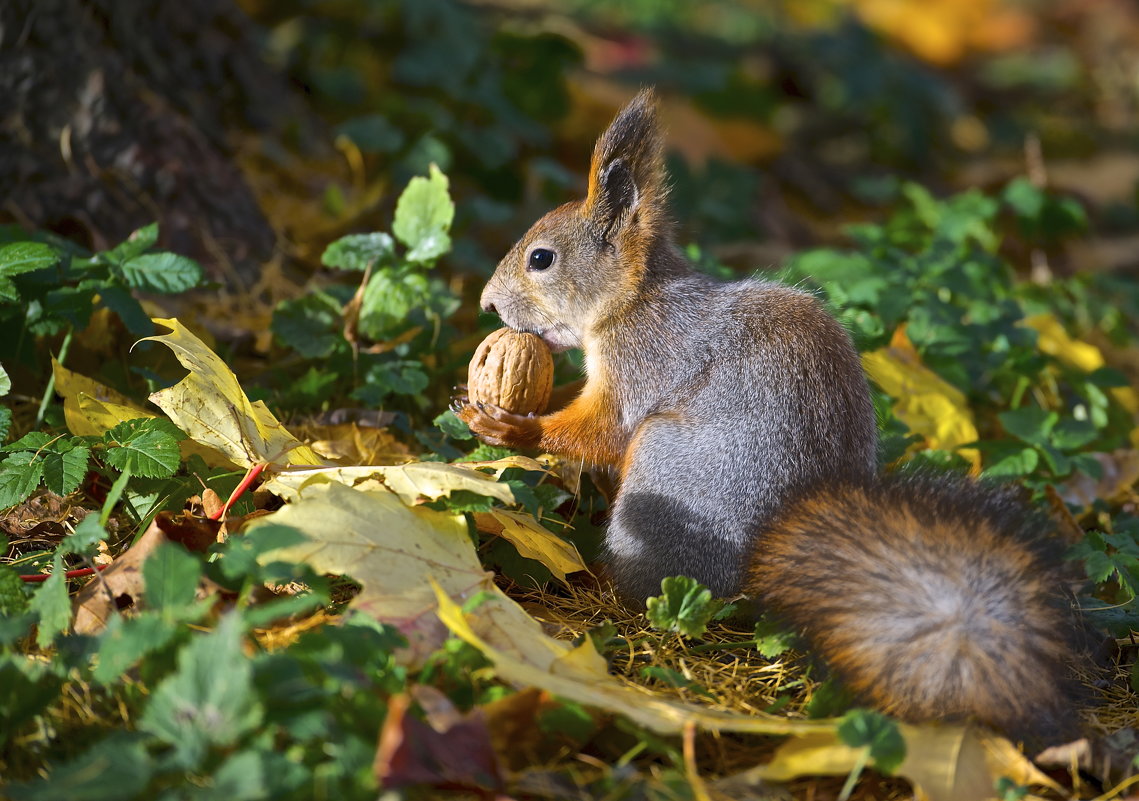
[34,326,73,427]
[837,749,870,801]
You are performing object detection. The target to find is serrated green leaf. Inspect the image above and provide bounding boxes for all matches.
[143,541,202,615]
[321,232,395,271]
[0,452,45,509]
[94,612,179,685]
[753,618,796,658]
[392,164,454,262]
[140,613,262,769]
[0,408,12,444]
[119,251,204,293]
[30,554,70,647]
[103,418,182,478]
[837,709,905,774]
[4,733,153,801]
[0,242,58,276]
[41,443,89,497]
[644,575,724,639]
[3,431,53,452]
[0,275,17,302]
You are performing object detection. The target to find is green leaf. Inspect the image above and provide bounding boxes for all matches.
[0,656,62,747]
[30,553,70,647]
[0,242,58,277]
[143,541,202,615]
[644,575,724,639]
[322,232,395,271]
[140,613,263,769]
[3,431,53,452]
[104,222,159,265]
[4,733,153,801]
[119,251,204,293]
[0,408,11,443]
[358,268,431,340]
[103,418,182,478]
[0,452,45,509]
[0,362,10,396]
[40,442,89,497]
[981,444,1039,478]
[0,565,28,615]
[353,358,429,404]
[97,283,153,335]
[434,410,475,440]
[837,709,906,775]
[998,405,1057,446]
[271,292,345,358]
[94,612,179,685]
[753,618,796,658]
[392,164,454,262]
[66,515,106,555]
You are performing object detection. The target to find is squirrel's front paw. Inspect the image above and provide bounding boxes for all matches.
[455,402,541,449]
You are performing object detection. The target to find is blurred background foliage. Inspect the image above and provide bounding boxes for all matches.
[233,0,1139,280]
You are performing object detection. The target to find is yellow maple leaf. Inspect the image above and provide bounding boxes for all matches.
[140,318,324,468]
[254,480,570,667]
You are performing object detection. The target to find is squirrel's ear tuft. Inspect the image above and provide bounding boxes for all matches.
[584,88,666,239]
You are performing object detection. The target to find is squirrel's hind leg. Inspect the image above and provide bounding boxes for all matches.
[604,414,755,605]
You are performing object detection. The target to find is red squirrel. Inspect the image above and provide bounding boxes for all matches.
[458,89,1083,744]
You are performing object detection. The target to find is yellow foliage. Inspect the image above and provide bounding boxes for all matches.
[861,329,980,470]
[140,318,324,468]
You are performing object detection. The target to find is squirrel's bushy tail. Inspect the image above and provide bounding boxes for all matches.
[745,472,1081,744]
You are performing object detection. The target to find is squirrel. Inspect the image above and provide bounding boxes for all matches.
[457,89,1084,744]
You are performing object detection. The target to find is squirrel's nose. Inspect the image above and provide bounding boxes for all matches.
[481,299,497,315]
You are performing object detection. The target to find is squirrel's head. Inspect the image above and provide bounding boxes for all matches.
[481,88,667,352]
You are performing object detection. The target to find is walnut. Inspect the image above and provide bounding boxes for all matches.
[467,328,554,415]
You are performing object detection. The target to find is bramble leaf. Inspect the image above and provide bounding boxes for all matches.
[0,452,46,509]
[119,252,204,294]
[140,613,263,769]
[103,418,182,478]
[0,242,58,277]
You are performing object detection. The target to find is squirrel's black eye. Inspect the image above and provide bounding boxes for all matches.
[528,248,555,271]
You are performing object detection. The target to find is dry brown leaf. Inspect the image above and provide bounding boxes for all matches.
[374,692,503,794]
[72,512,222,634]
